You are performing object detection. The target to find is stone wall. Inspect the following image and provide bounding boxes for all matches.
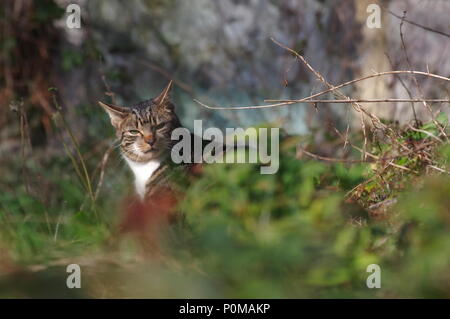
[58,0,450,133]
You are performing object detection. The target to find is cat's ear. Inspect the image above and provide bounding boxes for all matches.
[98,101,130,128]
[153,81,173,108]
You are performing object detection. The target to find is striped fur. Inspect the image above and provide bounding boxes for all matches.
[99,82,192,199]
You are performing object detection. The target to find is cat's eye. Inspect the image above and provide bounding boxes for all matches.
[128,130,141,135]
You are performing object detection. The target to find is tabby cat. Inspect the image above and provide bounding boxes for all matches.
[99,81,195,200]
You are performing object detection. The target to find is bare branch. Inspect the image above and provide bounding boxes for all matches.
[384,7,450,39]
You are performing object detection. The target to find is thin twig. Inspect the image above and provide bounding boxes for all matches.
[297,146,365,163]
[137,60,194,94]
[332,128,417,173]
[196,97,449,110]
[267,99,449,104]
[399,11,448,142]
[51,94,98,218]
[195,71,449,110]
[271,36,400,158]
[101,74,117,105]
[428,165,450,174]
[385,7,450,39]
[94,145,114,200]
[407,124,444,143]
[385,52,418,125]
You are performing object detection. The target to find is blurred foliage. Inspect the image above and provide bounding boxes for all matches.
[1,124,449,298]
[0,0,64,141]
[1,0,450,299]
[349,113,449,210]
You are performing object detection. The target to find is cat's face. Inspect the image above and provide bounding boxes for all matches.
[99,82,181,162]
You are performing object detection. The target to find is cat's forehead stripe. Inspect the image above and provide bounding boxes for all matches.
[130,104,155,125]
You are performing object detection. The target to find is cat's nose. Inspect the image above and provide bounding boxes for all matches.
[144,134,155,146]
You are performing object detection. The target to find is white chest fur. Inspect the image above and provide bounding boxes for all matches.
[125,158,161,199]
